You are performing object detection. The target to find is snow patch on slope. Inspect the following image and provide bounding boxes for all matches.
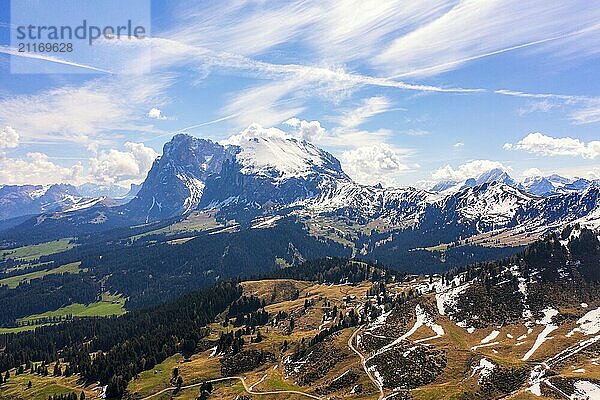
[481,330,500,344]
[471,358,496,383]
[567,307,600,337]
[522,308,559,361]
[176,173,205,214]
[435,275,470,316]
[571,380,600,400]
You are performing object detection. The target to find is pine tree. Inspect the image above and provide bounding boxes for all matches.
[53,361,61,376]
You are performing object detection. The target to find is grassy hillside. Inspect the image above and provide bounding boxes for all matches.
[0,262,83,288]
[1,239,74,262]
[0,293,125,334]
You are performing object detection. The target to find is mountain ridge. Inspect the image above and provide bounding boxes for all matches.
[0,134,598,252]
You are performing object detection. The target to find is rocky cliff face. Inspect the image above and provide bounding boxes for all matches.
[127,133,351,222]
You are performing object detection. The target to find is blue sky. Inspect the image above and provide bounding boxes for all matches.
[0,0,599,188]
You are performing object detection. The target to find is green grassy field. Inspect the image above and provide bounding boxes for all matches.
[131,210,222,241]
[0,368,97,400]
[0,323,53,334]
[19,293,126,323]
[0,293,127,334]
[0,262,83,288]
[1,239,74,262]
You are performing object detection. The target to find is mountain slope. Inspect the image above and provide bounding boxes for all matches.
[2,233,599,400]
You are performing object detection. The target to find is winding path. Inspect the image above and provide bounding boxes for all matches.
[500,334,600,399]
[140,374,322,400]
[348,326,385,400]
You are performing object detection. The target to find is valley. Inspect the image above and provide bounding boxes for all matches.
[0,135,598,400]
[1,231,599,399]
[2,1,599,398]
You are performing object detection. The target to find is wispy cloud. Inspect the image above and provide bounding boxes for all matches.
[496,89,600,125]
[388,25,598,79]
[0,46,113,74]
[0,75,171,147]
[376,1,600,77]
[570,102,600,125]
[337,96,396,128]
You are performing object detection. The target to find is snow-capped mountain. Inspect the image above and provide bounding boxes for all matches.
[429,168,517,195]
[127,133,350,222]
[1,134,599,249]
[425,181,534,233]
[521,175,596,197]
[302,181,432,226]
[0,184,88,221]
[123,135,599,241]
[463,168,517,189]
[431,169,596,198]
[125,135,235,222]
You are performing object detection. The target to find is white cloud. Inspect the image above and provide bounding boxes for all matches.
[340,144,413,187]
[171,1,599,79]
[168,1,450,64]
[453,142,464,148]
[406,129,429,136]
[284,118,326,142]
[504,132,600,159]
[89,142,158,185]
[147,108,167,120]
[320,128,393,150]
[377,1,600,77]
[224,123,292,146]
[570,102,600,125]
[222,79,305,128]
[432,160,510,182]
[522,167,543,178]
[518,100,556,116]
[0,152,83,185]
[0,76,170,146]
[496,89,600,125]
[339,96,393,128]
[0,126,20,149]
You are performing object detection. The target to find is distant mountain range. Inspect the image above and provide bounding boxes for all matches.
[0,134,598,252]
[0,182,141,222]
[430,168,598,197]
[0,184,84,221]
[76,182,141,200]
